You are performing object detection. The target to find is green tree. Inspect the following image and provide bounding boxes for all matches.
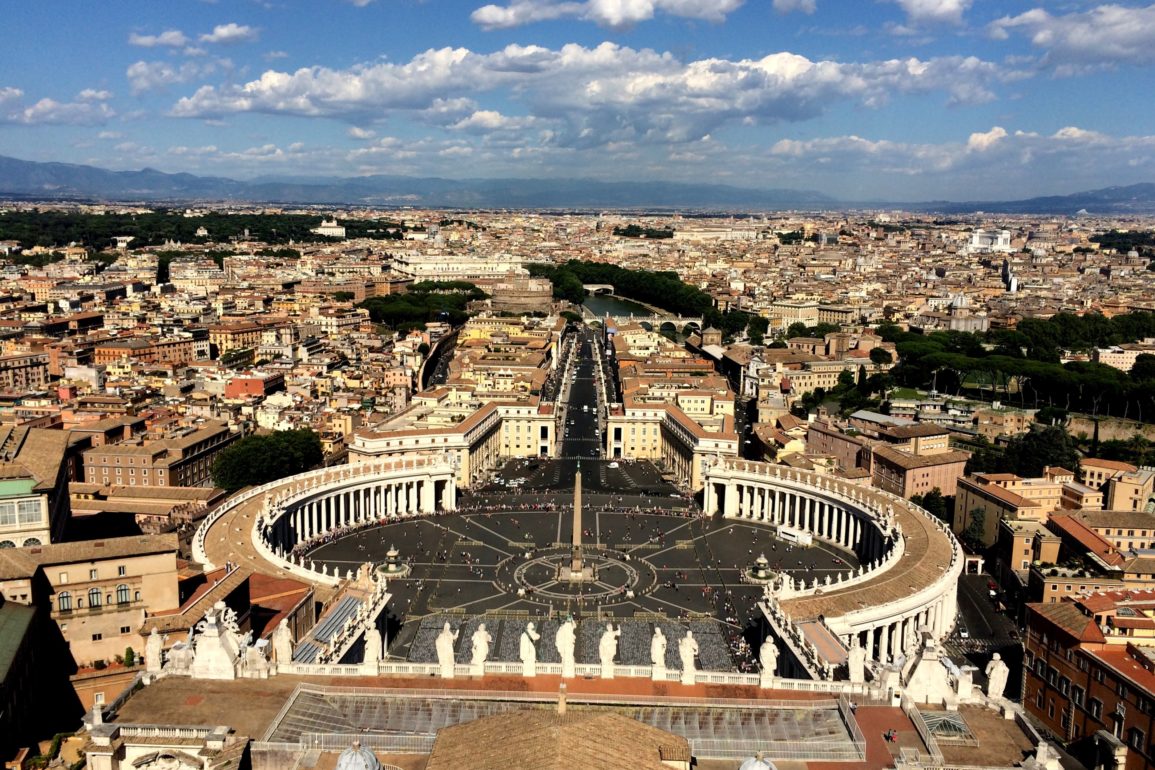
[911,488,949,521]
[869,348,893,367]
[212,429,323,492]
[332,291,355,302]
[963,507,987,548]
[1000,425,1080,477]
[124,647,135,667]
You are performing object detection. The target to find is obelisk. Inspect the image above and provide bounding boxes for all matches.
[570,461,583,579]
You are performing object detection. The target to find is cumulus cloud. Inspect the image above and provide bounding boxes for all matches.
[127,60,223,95]
[348,126,376,139]
[77,88,113,102]
[889,0,971,25]
[773,0,816,13]
[989,4,1155,71]
[966,125,1006,152]
[471,0,743,30]
[169,42,1008,150]
[129,29,190,48]
[1,96,115,126]
[200,23,259,44]
[762,125,1155,198]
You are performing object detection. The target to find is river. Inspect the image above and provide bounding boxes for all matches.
[582,293,653,318]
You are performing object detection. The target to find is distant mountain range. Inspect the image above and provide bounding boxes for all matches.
[1,154,1154,214]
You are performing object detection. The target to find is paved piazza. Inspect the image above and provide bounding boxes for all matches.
[304,477,861,667]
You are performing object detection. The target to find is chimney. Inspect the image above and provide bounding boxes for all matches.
[557,683,567,716]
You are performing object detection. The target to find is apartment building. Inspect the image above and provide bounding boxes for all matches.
[82,420,237,488]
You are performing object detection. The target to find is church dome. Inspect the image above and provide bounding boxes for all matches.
[336,741,381,770]
[739,753,778,770]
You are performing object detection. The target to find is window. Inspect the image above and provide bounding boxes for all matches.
[117,565,126,577]
[88,587,101,607]
[89,568,98,580]
[57,591,72,612]
[1129,727,1145,750]
[91,633,102,641]
[119,626,131,634]
[116,584,130,604]
[1090,698,1103,719]
[1060,677,1070,696]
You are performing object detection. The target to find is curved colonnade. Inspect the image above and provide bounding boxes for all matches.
[193,456,457,586]
[704,459,964,666]
[194,454,961,673]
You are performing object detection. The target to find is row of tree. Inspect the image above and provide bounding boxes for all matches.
[357,281,486,331]
[0,210,417,249]
[879,313,1155,421]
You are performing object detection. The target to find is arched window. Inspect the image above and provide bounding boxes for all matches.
[0,540,15,549]
[88,587,102,607]
[116,584,130,604]
[21,537,41,547]
[58,591,72,611]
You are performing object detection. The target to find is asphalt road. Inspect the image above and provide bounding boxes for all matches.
[942,573,1024,699]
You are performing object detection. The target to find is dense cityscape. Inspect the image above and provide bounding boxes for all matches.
[0,200,1153,770]
[8,0,1155,768]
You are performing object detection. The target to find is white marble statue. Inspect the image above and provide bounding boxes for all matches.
[679,630,699,686]
[847,639,867,684]
[599,623,621,679]
[471,623,492,670]
[272,618,294,664]
[145,628,163,674]
[555,619,577,679]
[189,602,243,680]
[650,627,667,667]
[364,625,383,664]
[985,652,1009,700]
[759,637,778,687]
[436,622,459,678]
[520,622,540,677]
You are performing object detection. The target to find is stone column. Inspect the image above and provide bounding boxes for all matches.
[878,622,889,663]
[421,476,435,513]
[723,481,738,518]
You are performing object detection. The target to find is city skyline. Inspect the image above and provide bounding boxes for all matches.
[3,1,1155,201]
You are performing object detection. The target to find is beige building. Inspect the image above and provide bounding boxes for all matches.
[954,468,1091,546]
[349,387,555,487]
[0,534,180,667]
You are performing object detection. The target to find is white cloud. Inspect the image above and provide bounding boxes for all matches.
[264,50,289,61]
[471,0,743,30]
[348,0,375,5]
[348,126,376,139]
[97,131,123,139]
[127,60,221,95]
[128,29,190,48]
[966,125,1006,152]
[989,4,1155,71]
[77,88,113,102]
[4,98,115,126]
[200,23,259,44]
[773,0,816,13]
[888,0,971,25]
[761,125,1155,199]
[0,87,114,125]
[169,43,1008,149]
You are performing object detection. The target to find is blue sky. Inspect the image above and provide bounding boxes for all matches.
[2,0,1155,200]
